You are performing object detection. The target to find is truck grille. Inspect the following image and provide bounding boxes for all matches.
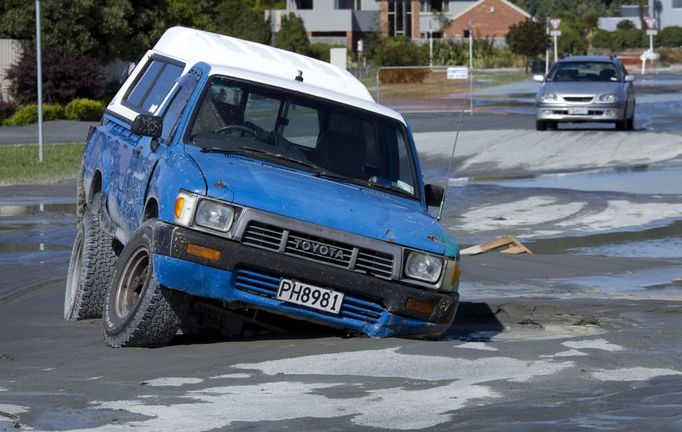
[242,221,395,279]
[233,269,384,324]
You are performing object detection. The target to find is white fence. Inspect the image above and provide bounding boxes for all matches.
[0,39,25,101]
[376,66,473,113]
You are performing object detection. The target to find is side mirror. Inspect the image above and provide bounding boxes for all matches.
[533,74,545,82]
[624,74,635,82]
[424,184,444,207]
[131,114,162,138]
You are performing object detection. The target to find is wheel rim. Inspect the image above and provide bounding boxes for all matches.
[114,246,150,319]
[64,239,83,318]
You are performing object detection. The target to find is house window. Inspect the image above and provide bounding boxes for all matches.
[388,0,412,37]
[673,0,682,8]
[337,0,362,9]
[420,0,449,13]
[295,0,313,9]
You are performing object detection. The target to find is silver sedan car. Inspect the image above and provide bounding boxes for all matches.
[534,55,636,131]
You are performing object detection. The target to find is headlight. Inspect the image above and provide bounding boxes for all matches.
[404,252,444,283]
[540,93,558,103]
[597,93,618,103]
[195,200,235,233]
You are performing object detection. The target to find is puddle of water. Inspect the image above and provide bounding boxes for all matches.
[569,237,682,259]
[456,165,682,195]
[0,203,76,217]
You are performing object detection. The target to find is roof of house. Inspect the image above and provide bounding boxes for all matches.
[449,0,531,23]
[107,27,404,124]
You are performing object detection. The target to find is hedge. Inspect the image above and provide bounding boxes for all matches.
[3,104,64,126]
[65,98,105,121]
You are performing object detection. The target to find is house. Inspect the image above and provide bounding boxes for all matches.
[267,0,532,51]
[599,0,682,31]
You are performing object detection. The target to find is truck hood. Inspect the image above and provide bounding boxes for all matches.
[186,149,457,256]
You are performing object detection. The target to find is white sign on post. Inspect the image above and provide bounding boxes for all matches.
[550,18,561,30]
[647,29,658,35]
[447,66,468,80]
[550,30,561,36]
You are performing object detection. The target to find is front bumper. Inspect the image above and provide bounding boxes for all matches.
[150,222,459,338]
[536,103,624,122]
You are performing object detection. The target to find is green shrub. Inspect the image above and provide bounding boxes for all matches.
[372,37,428,67]
[657,26,682,48]
[65,98,105,121]
[612,28,646,51]
[308,43,345,63]
[592,29,613,49]
[3,104,64,126]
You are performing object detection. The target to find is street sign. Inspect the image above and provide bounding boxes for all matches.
[647,29,658,36]
[644,17,657,29]
[550,18,561,30]
[550,30,562,36]
[447,66,469,80]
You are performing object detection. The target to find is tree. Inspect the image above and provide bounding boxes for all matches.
[276,13,310,55]
[0,0,133,62]
[215,0,271,44]
[506,19,549,72]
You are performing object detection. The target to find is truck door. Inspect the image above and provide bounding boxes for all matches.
[126,68,202,228]
[109,56,183,235]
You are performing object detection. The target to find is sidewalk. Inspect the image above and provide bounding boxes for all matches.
[0,120,98,145]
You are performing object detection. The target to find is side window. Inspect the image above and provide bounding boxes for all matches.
[244,93,280,132]
[160,70,202,143]
[125,58,184,114]
[282,104,319,148]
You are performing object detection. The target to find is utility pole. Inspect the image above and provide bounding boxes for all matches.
[36,0,44,163]
[429,22,433,67]
[545,16,549,74]
[550,18,562,64]
[468,20,473,115]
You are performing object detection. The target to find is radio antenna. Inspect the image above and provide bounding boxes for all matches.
[436,83,470,222]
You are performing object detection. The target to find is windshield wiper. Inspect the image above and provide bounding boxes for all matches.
[316,171,414,198]
[239,146,321,171]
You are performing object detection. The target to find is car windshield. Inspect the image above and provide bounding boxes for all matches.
[187,76,418,198]
[548,61,621,83]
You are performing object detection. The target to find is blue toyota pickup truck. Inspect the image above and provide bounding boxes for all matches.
[64,27,461,347]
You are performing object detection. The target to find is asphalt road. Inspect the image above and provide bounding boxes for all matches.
[1,73,682,430]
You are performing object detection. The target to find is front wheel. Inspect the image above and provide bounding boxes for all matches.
[535,120,547,131]
[103,220,189,348]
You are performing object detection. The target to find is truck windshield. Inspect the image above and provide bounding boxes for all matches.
[187,76,418,198]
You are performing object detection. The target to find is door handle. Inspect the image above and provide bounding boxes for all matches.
[133,147,142,157]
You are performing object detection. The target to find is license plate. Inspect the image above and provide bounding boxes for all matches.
[568,107,588,115]
[276,279,344,314]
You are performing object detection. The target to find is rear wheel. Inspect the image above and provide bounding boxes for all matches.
[64,193,117,320]
[103,220,189,348]
[535,120,547,131]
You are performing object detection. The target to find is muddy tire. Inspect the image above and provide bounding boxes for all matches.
[64,193,118,320]
[103,220,189,348]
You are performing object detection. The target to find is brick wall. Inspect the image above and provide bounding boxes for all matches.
[443,0,529,39]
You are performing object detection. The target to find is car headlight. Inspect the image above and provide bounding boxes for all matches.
[597,93,618,103]
[404,252,444,283]
[195,200,235,233]
[540,93,558,103]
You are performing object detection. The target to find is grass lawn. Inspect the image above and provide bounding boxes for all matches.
[0,142,83,185]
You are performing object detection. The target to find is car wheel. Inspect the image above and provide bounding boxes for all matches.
[615,118,627,131]
[103,219,189,348]
[64,193,118,320]
[626,105,635,130]
[535,120,547,131]
[547,121,558,130]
